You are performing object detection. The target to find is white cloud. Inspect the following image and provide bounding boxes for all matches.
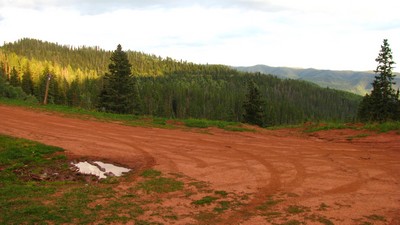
[0,0,400,71]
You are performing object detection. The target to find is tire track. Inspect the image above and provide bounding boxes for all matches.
[1,105,400,224]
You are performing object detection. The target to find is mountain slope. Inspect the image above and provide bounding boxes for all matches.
[0,38,361,125]
[235,65,400,95]
[1,38,235,78]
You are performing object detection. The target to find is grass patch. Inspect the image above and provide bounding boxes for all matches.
[214,190,228,197]
[364,121,400,133]
[183,118,252,132]
[285,192,300,197]
[0,134,149,224]
[184,118,211,128]
[134,220,163,225]
[266,124,303,130]
[286,205,308,214]
[318,203,329,211]
[256,197,284,211]
[346,133,370,141]
[364,214,386,221]
[189,181,210,190]
[195,211,219,224]
[281,220,302,225]
[262,211,282,219]
[303,121,400,133]
[359,222,373,225]
[318,217,335,225]
[213,201,231,213]
[307,214,334,225]
[192,196,219,206]
[138,177,183,194]
[304,122,355,133]
[269,120,400,134]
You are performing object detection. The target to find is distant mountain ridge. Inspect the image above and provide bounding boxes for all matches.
[235,65,400,95]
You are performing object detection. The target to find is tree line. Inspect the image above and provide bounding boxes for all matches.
[0,38,362,126]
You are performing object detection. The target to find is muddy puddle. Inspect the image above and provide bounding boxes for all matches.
[72,161,130,179]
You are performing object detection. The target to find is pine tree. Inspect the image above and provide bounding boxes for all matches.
[358,39,399,122]
[0,64,5,80]
[67,79,81,107]
[243,81,265,127]
[9,67,20,87]
[98,44,136,114]
[21,65,35,95]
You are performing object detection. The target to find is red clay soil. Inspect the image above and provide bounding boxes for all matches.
[0,105,399,225]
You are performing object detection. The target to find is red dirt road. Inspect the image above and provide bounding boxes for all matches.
[1,105,399,224]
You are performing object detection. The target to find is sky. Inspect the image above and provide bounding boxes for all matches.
[1,0,400,72]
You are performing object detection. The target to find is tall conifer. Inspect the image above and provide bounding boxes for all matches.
[358,39,399,121]
[21,65,35,95]
[9,67,20,87]
[98,44,136,114]
[243,81,265,127]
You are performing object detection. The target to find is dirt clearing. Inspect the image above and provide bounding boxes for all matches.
[0,105,399,224]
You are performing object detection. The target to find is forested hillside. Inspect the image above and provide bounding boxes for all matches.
[0,38,361,125]
[1,38,235,79]
[236,64,400,95]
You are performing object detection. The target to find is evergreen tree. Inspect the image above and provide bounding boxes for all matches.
[98,44,136,114]
[243,81,265,127]
[67,79,81,107]
[131,75,143,115]
[21,65,35,95]
[0,64,5,80]
[9,67,20,87]
[358,39,399,121]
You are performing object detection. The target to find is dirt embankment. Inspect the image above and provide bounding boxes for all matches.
[0,105,399,224]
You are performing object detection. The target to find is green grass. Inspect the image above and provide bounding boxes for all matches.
[192,196,219,206]
[214,190,228,197]
[364,214,386,221]
[213,201,231,213]
[347,133,370,141]
[281,220,302,225]
[303,122,355,133]
[286,205,309,214]
[307,214,334,225]
[359,222,373,225]
[138,177,184,194]
[256,196,284,211]
[364,121,400,133]
[272,120,400,133]
[306,121,400,133]
[189,181,210,189]
[318,217,335,225]
[195,211,219,224]
[183,118,253,132]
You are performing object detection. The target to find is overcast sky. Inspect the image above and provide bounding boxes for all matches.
[1,0,400,71]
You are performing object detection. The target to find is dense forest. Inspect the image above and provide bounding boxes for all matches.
[0,38,361,125]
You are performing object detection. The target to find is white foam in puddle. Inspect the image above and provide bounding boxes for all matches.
[93,161,131,176]
[73,161,130,179]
